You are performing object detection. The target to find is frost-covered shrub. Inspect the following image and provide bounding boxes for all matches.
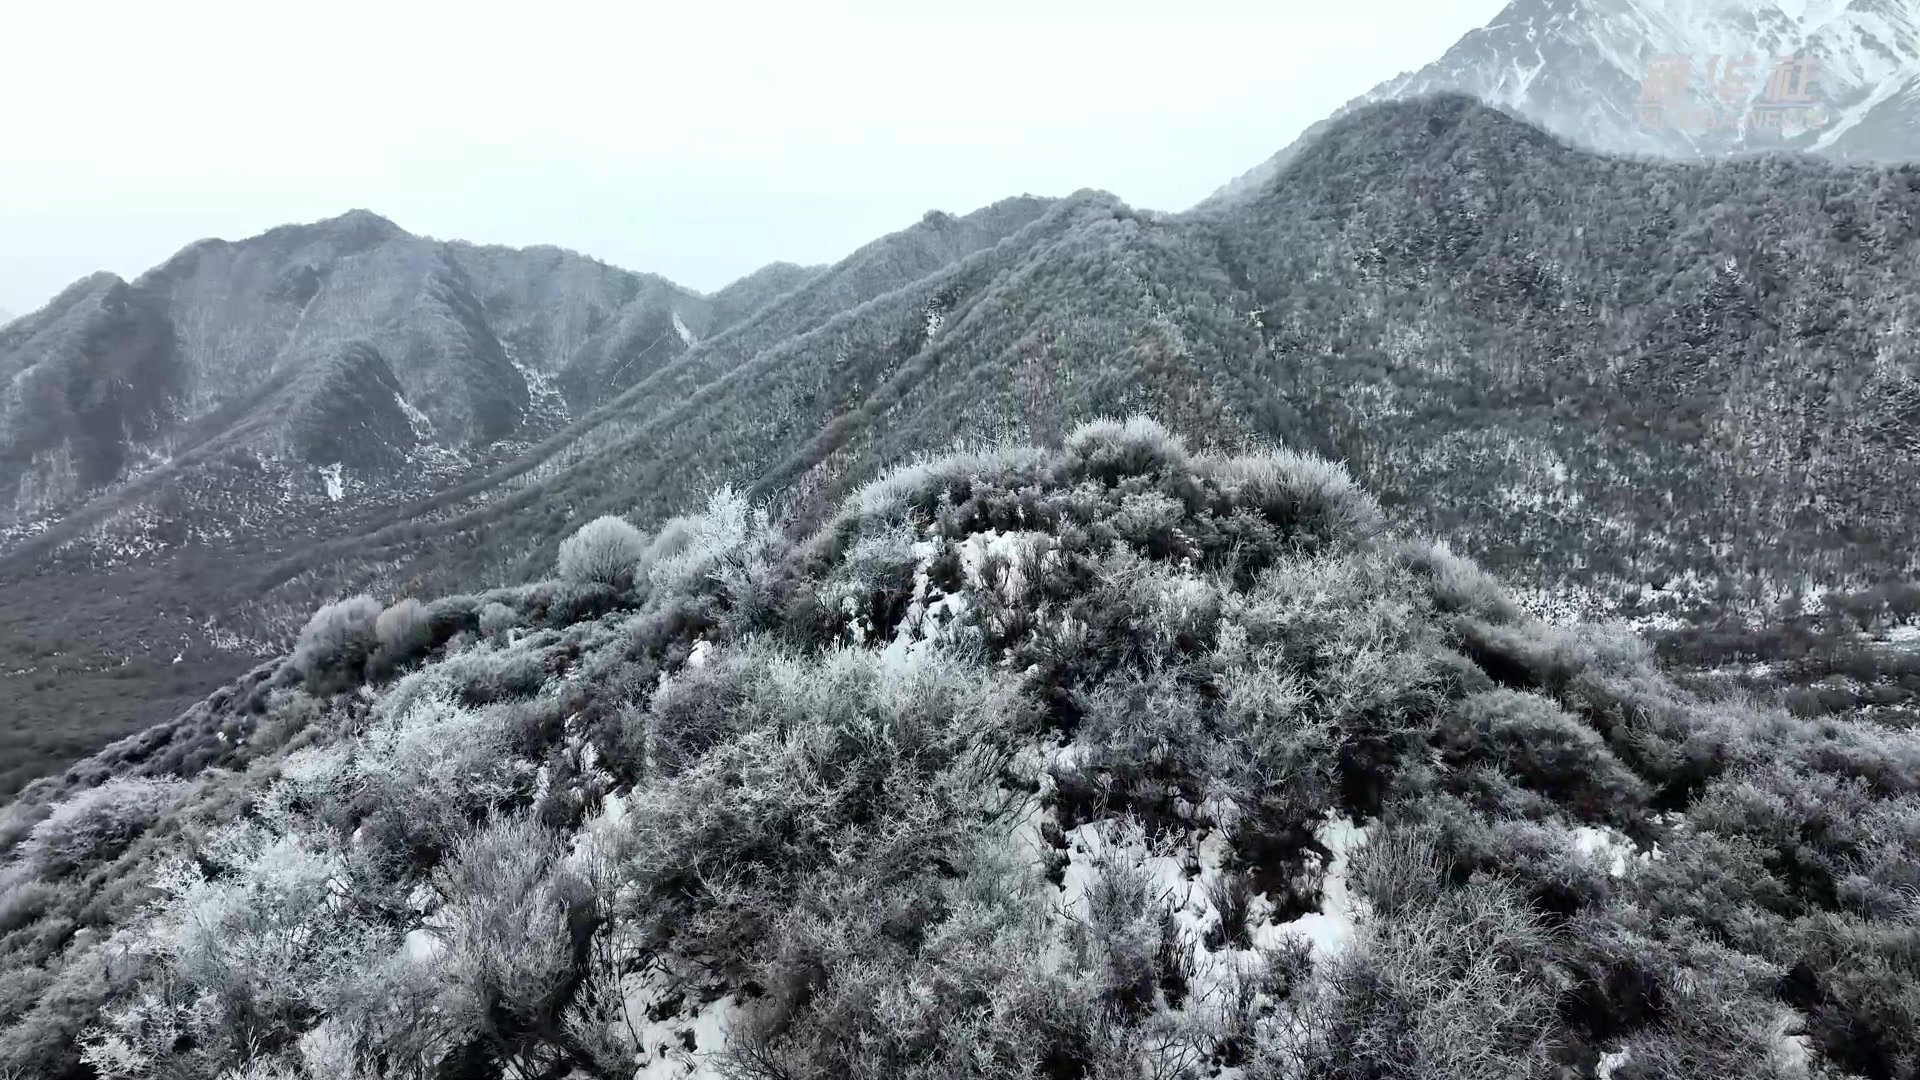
[0,797,51,860]
[1063,415,1194,485]
[289,594,381,691]
[623,645,1025,957]
[81,822,403,1079]
[1200,448,1384,547]
[374,597,433,664]
[477,600,519,638]
[1104,489,1190,556]
[1348,823,1450,918]
[1399,539,1519,623]
[728,845,1116,1080]
[820,522,920,633]
[0,875,62,935]
[1442,689,1648,821]
[19,778,183,874]
[436,815,576,1027]
[841,444,1053,535]
[646,487,764,595]
[556,514,647,586]
[1289,880,1557,1078]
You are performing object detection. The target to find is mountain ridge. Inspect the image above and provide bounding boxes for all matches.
[0,196,1064,798]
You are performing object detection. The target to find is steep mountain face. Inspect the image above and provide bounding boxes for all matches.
[0,198,1059,800]
[1216,96,1920,614]
[1825,67,1920,160]
[440,240,723,410]
[0,274,178,512]
[1213,0,1920,201]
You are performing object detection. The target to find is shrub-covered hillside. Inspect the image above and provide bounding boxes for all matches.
[2,419,1917,1079]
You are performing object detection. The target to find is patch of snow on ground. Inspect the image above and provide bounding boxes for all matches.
[402,928,443,963]
[394,392,435,441]
[569,792,629,865]
[622,963,739,1080]
[1255,816,1369,961]
[880,537,977,670]
[1571,824,1660,877]
[319,463,345,503]
[1769,1008,1814,1076]
[672,311,697,347]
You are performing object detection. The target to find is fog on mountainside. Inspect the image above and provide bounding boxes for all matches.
[2,2,1920,1078]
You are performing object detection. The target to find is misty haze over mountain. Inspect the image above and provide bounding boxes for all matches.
[1,2,1917,1079]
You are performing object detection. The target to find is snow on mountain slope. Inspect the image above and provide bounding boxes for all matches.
[1819,65,1920,158]
[1212,0,1920,202]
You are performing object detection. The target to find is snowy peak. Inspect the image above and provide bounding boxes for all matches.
[1212,0,1919,202]
[1420,0,1920,145]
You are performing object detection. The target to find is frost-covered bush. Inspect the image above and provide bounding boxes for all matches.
[374,597,433,664]
[1442,689,1648,821]
[1347,823,1449,918]
[1062,415,1195,485]
[18,778,183,874]
[477,600,519,638]
[1399,539,1519,623]
[435,815,576,1027]
[1291,881,1558,1077]
[842,444,1052,536]
[288,594,381,691]
[556,514,647,586]
[1200,447,1384,546]
[82,822,406,1079]
[622,645,1026,958]
[646,487,757,591]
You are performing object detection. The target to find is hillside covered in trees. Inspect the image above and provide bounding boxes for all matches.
[1,419,1914,1080]
[0,199,1056,798]
[265,98,1920,634]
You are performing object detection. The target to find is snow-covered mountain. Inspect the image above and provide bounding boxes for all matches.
[0,212,724,524]
[1214,0,1920,200]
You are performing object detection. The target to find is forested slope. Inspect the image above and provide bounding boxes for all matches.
[0,199,1056,799]
[266,97,1920,634]
[1215,95,1920,614]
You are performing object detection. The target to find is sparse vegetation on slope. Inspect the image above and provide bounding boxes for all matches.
[2,419,1914,1080]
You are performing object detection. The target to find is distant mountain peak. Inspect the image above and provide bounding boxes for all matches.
[315,207,406,237]
[1213,0,1919,202]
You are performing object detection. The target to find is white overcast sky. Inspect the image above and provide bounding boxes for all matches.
[0,0,1507,315]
